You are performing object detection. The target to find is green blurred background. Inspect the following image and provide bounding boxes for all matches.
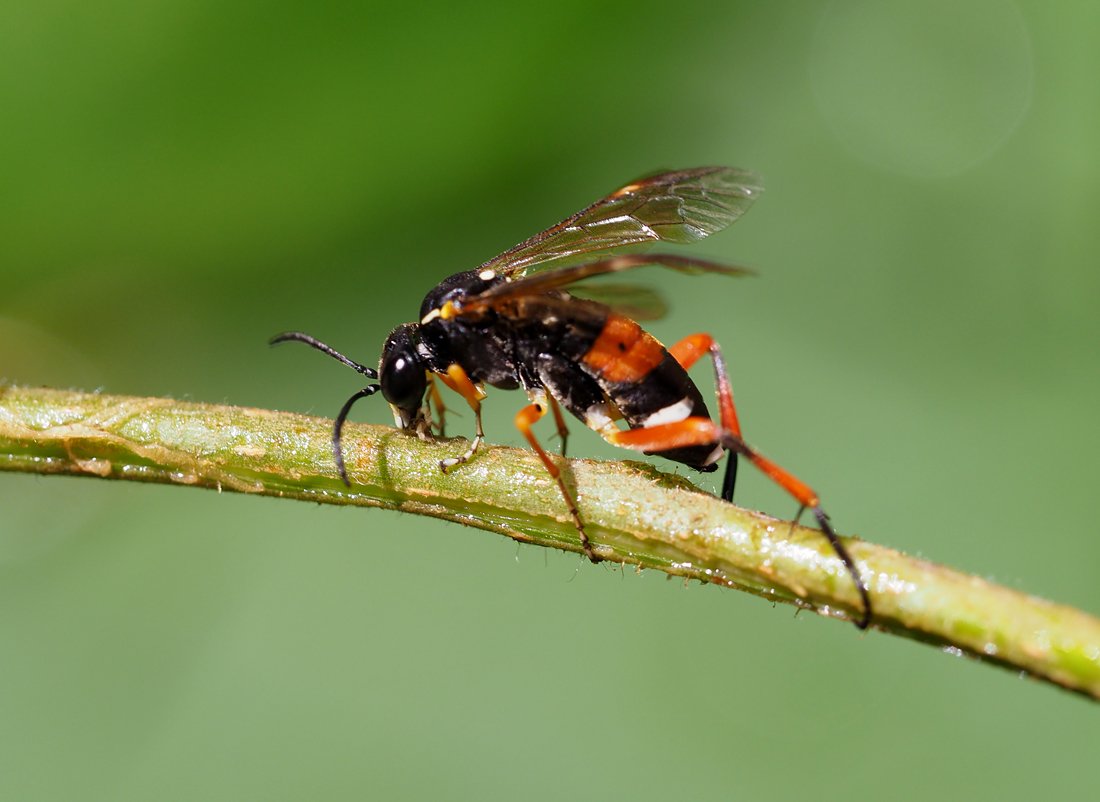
[2,1,1098,798]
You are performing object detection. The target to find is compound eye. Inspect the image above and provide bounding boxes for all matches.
[380,352,427,412]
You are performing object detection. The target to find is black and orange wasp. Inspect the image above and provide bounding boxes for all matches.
[273,166,871,629]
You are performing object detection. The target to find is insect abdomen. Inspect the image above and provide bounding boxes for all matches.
[581,313,720,470]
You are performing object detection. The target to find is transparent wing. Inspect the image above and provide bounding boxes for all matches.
[567,283,669,321]
[461,254,753,314]
[479,166,763,278]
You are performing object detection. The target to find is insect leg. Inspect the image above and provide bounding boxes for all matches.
[668,332,741,500]
[436,364,486,472]
[668,336,858,613]
[545,393,570,456]
[425,374,448,437]
[515,392,599,563]
[607,419,871,629]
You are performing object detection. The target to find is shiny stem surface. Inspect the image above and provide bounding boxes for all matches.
[2,384,1098,700]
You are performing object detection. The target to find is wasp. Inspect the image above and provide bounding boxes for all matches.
[273,167,871,629]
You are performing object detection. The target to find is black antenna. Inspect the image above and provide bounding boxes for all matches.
[271,330,381,486]
[270,331,378,378]
[332,386,381,485]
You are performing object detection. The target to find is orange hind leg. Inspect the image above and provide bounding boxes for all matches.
[614,332,872,630]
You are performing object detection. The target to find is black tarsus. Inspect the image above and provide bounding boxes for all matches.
[721,435,871,630]
[812,506,872,630]
[721,452,738,502]
[333,386,381,485]
[270,331,378,379]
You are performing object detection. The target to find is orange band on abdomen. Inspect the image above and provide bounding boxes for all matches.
[583,314,666,383]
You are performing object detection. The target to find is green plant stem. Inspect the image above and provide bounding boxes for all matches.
[2,384,1098,699]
